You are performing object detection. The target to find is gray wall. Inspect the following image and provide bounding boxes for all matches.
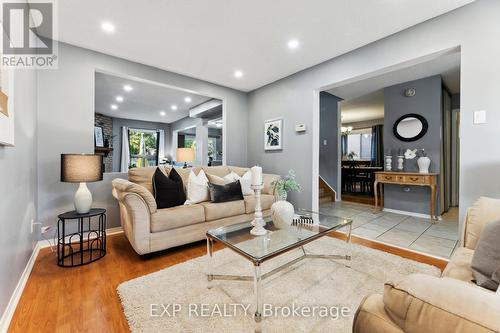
[111,117,172,172]
[0,70,38,321]
[248,0,500,229]
[319,92,342,194]
[37,42,248,230]
[383,75,442,215]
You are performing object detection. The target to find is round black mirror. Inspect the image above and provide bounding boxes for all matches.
[393,113,428,142]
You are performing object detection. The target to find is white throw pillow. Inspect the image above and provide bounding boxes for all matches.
[226,171,253,196]
[185,170,210,204]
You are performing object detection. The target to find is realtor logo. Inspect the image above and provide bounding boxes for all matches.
[1,1,58,68]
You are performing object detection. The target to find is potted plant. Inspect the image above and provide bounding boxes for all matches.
[273,169,301,201]
[271,170,301,228]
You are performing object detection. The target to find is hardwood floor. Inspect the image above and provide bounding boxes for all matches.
[8,232,447,333]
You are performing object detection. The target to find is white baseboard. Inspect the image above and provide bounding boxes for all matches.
[0,226,124,333]
[383,208,441,221]
[0,242,41,333]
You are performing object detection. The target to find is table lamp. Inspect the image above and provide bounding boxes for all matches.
[176,148,195,168]
[61,154,103,214]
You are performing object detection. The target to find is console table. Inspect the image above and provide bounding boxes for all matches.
[374,172,438,222]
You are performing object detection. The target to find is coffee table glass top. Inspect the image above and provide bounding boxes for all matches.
[206,209,352,264]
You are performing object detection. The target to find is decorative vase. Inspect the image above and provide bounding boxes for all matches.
[397,156,404,171]
[417,156,431,174]
[385,155,393,171]
[271,200,294,229]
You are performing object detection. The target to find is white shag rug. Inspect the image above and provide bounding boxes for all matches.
[118,237,440,333]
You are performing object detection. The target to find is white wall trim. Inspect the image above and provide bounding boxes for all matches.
[383,208,441,221]
[0,242,40,333]
[311,89,320,212]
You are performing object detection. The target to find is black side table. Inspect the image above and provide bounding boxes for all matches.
[57,208,106,267]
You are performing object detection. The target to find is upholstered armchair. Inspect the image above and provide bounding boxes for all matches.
[353,197,500,333]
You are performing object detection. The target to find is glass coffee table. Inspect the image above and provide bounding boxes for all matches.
[206,209,352,324]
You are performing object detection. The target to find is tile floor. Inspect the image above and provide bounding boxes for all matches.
[319,201,459,259]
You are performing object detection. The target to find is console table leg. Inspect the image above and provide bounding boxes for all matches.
[373,181,379,212]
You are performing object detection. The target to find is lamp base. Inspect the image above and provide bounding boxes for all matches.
[75,182,92,214]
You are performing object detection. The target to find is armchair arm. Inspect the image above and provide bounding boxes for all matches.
[383,274,500,333]
[112,179,156,255]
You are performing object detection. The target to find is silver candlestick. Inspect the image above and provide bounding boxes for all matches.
[250,184,267,236]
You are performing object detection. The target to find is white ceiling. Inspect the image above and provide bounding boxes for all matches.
[334,51,461,123]
[57,0,473,92]
[95,72,213,123]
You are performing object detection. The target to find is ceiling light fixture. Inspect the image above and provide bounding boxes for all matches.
[123,84,133,92]
[110,104,118,110]
[159,111,166,116]
[287,39,300,49]
[101,22,116,33]
[115,96,124,102]
[171,105,178,111]
[184,97,192,103]
[234,70,243,78]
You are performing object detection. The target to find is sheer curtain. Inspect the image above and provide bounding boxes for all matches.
[158,129,165,164]
[341,134,348,158]
[371,125,384,167]
[120,126,130,172]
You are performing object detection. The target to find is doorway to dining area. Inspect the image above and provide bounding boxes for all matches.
[318,49,461,259]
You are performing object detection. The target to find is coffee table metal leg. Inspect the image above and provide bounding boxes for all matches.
[346,223,353,261]
[253,264,262,323]
[207,237,214,289]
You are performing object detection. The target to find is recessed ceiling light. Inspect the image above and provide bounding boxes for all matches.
[287,39,299,49]
[115,96,124,102]
[184,97,192,103]
[110,104,118,110]
[234,70,243,78]
[159,111,166,116]
[171,105,178,111]
[101,22,116,33]
[123,84,133,92]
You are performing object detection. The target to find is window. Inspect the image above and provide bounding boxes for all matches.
[128,128,159,168]
[346,128,372,160]
[184,135,196,149]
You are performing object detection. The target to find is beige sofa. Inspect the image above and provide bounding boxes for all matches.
[112,165,280,255]
[353,197,500,333]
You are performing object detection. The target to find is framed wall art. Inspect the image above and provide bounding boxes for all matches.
[264,117,283,151]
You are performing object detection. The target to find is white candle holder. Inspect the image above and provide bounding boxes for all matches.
[250,184,267,236]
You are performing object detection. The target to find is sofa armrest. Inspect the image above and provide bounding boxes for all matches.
[262,173,280,196]
[112,178,157,214]
[112,179,156,255]
[383,274,500,333]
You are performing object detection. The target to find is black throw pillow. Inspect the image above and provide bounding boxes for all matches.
[152,168,186,209]
[208,180,244,203]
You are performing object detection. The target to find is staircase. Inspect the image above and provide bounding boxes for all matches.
[319,177,336,203]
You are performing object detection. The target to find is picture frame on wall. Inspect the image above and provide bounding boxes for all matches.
[94,126,104,147]
[264,117,283,151]
[0,67,15,146]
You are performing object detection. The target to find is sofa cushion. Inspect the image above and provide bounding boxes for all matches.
[471,220,500,291]
[243,194,275,214]
[208,180,244,203]
[185,170,210,204]
[174,167,202,193]
[464,197,500,250]
[152,167,185,209]
[129,166,169,194]
[441,247,475,283]
[201,200,245,221]
[228,166,249,177]
[151,204,205,232]
[202,166,230,177]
